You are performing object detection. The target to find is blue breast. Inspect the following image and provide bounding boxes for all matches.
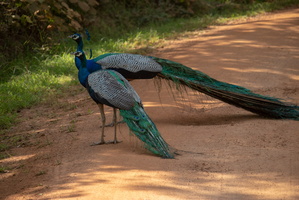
[78,68,89,87]
[77,62,103,89]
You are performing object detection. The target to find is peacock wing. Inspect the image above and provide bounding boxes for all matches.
[95,53,162,73]
[87,70,140,110]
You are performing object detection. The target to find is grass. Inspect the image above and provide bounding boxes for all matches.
[0,143,9,152]
[35,170,47,176]
[0,53,75,129]
[0,166,11,173]
[0,0,298,137]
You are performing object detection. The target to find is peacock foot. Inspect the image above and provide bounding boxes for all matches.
[90,141,106,146]
[90,140,122,146]
[105,140,122,144]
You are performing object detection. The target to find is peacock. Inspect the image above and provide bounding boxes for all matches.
[69,33,123,129]
[69,33,299,120]
[72,50,174,158]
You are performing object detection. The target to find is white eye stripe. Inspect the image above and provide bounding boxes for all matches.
[71,35,80,40]
[75,52,82,57]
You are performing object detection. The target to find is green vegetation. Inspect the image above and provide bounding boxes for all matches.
[0,0,298,132]
[0,165,11,173]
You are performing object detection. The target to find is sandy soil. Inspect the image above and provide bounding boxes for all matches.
[1,8,299,200]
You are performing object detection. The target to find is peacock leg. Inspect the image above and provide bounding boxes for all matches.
[100,109,125,127]
[101,108,122,144]
[111,108,122,144]
[91,104,106,145]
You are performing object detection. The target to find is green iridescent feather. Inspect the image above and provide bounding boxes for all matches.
[120,103,174,158]
[109,71,174,158]
[152,57,299,120]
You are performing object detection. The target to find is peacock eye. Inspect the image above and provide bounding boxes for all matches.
[72,35,79,40]
[75,52,82,57]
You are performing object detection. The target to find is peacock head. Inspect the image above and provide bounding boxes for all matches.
[71,51,87,70]
[71,51,85,59]
[68,33,82,42]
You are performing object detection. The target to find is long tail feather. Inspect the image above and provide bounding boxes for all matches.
[152,57,299,120]
[120,102,174,158]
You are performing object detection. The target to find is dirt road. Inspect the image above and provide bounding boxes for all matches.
[1,8,299,200]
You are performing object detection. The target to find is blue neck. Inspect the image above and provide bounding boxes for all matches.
[74,39,84,70]
[75,56,81,70]
[76,54,90,87]
[77,39,83,51]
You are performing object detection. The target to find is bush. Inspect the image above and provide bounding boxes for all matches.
[0,0,205,73]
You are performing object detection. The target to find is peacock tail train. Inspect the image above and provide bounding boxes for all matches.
[151,57,299,120]
[120,102,174,158]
